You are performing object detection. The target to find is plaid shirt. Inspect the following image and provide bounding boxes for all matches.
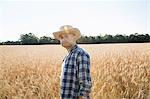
[60,45,92,99]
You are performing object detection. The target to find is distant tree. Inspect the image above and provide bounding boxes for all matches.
[52,39,60,44]
[128,33,144,42]
[102,34,113,43]
[2,41,21,45]
[113,34,127,42]
[95,36,102,43]
[136,34,150,42]
[20,33,39,44]
[77,35,90,44]
[88,36,95,43]
[128,33,137,42]
[77,35,84,43]
[39,36,52,44]
[1,33,149,45]
[145,34,150,42]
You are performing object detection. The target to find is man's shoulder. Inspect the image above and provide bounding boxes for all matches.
[75,45,89,57]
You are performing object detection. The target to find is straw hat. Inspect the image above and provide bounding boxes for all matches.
[53,25,81,40]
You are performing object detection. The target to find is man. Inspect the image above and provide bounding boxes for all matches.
[53,25,92,99]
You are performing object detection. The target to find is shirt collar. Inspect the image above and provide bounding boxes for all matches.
[63,44,78,62]
[69,44,78,54]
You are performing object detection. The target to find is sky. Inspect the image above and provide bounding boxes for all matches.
[0,0,150,42]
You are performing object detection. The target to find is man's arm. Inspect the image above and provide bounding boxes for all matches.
[77,52,92,97]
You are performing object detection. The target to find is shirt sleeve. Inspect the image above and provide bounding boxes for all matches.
[77,52,92,96]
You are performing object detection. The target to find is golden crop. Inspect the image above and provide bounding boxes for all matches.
[0,43,150,99]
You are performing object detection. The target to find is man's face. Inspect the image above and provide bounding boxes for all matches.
[59,33,76,47]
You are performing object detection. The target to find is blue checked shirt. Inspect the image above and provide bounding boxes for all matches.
[60,45,92,99]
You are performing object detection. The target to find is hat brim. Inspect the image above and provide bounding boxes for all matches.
[53,28,81,41]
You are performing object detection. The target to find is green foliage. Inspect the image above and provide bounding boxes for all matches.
[20,33,39,44]
[39,36,59,44]
[0,41,21,45]
[78,33,150,44]
[1,33,150,45]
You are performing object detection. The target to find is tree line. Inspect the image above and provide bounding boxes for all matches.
[0,33,149,45]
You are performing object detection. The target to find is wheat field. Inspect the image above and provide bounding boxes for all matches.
[0,43,150,99]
